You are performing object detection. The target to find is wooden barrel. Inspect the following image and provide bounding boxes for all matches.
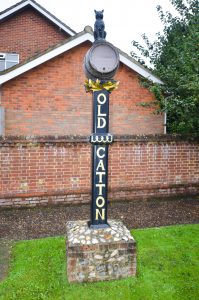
[84,41,119,80]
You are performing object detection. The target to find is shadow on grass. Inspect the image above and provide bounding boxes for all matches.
[0,239,13,282]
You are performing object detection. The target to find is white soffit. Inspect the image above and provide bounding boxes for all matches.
[0,0,75,36]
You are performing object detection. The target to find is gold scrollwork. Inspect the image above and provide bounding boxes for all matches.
[85,79,119,92]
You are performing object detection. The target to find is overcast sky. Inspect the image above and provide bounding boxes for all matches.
[0,0,176,54]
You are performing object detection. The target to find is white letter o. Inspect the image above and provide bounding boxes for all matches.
[97,93,106,105]
[96,196,105,208]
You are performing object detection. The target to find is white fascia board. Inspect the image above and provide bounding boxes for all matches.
[0,1,162,83]
[119,54,163,84]
[0,0,75,36]
[29,1,75,36]
[0,0,29,19]
[0,27,161,84]
[0,33,94,85]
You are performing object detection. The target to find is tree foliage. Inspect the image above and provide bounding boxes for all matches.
[131,0,199,136]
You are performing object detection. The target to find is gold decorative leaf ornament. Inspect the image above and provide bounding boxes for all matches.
[85,79,119,92]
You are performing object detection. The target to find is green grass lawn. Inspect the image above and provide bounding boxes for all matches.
[0,224,199,300]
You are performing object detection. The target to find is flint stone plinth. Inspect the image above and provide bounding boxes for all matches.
[66,220,136,283]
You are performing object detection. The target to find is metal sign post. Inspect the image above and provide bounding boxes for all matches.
[84,10,119,229]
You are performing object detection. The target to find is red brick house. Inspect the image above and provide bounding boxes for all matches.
[0,0,198,208]
[0,0,164,136]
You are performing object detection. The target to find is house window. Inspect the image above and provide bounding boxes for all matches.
[0,53,19,71]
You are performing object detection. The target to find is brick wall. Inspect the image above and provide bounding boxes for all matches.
[0,136,198,208]
[0,7,68,63]
[2,42,163,136]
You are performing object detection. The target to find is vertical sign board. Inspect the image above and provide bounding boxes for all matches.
[89,89,113,228]
[84,10,119,229]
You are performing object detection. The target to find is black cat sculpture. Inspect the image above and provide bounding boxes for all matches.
[94,10,106,41]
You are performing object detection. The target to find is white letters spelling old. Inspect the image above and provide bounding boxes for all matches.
[97,93,107,129]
